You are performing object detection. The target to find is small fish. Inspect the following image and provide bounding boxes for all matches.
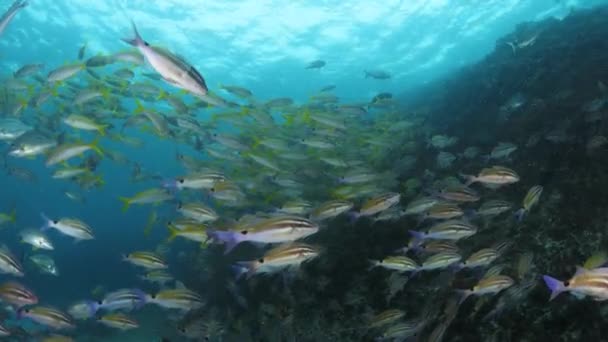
[305,60,326,69]
[209,216,319,254]
[147,288,203,311]
[29,254,58,276]
[419,252,462,271]
[437,185,480,203]
[45,140,103,166]
[167,225,208,244]
[370,255,419,273]
[123,251,167,269]
[459,248,499,269]
[14,63,44,78]
[462,166,520,188]
[234,243,320,277]
[364,69,391,79]
[403,197,439,215]
[47,64,84,83]
[514,185,543,221]
[458,275,514,304]
[164,171,226,191]
[140,270,173,285]
[0,246,23,276]
[423,202,463,220]
[18,306,75,330]
[476,200,512,217]
[40,214,94,241]
[177,202,218,223]
[410,219,477,241]
[67,300,99,320]
[100,288,147,312]
[353,192,401,219]
[310,200,353,221]
[118,188,174,212]
[0,281,37,307]
[98,313,139,330]
[20,229,53,250]
[63,114,108,135]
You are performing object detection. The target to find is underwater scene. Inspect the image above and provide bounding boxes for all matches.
[2,0,608,341]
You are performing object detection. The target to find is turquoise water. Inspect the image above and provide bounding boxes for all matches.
[1,0,608,341]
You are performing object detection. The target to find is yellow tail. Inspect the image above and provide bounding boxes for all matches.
[118,197,131,212]
[89,138,104,156]
[166,224,180,242]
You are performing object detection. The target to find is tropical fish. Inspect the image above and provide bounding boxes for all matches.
[462,166,520,187]
[514,185,543,221]
[118,188,174,212]
[45,140,103,166]
[20,229,53,250]
[458,275,514,304]
[0,281,37,307]
[98,313,139,330]
[40,214,94,241]
[209,216,319,253]
[29,254,58,276]
[122,22,224,106]
[123,251,167,269]
[234,243,320,277]
[544,266,608,301]
[147,288,203,311]
[18,306,75,330]
[0,246,23,276]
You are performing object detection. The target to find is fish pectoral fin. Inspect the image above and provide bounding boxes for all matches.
[161,76,179,85]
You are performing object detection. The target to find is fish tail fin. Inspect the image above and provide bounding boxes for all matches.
[347,211,361,224]
[89,138,104,156]
[208,230,240,254]
[118,197,131,212]
[122,21,143,46]
[133,99,145,115]
[166,224,179,242]
[543,275,566,301]
[40,212,50,231]
[514,208,526,222]
[408,230,425,241]
[97,124,108,136]
[7,208,16,224]
[459,173,476,186]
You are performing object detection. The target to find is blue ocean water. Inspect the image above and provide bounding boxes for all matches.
[0,0,608,341]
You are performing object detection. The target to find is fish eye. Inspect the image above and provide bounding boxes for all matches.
[564,281,570,287]
[179,328,186,333]
[178,179,185,184]
[240,230,248,235]
[97,300,102,305]
[210,188,215,192]
[144,41,150,47]
[258,258,264,263]
[53,220,58,224]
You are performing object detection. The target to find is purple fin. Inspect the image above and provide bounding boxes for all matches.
[208,230,242,254]
[408,230,426,240]
[543,275,566,301]
[514,208,526,222]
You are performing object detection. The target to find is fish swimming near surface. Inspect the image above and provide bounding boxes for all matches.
[121,21,225,107]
